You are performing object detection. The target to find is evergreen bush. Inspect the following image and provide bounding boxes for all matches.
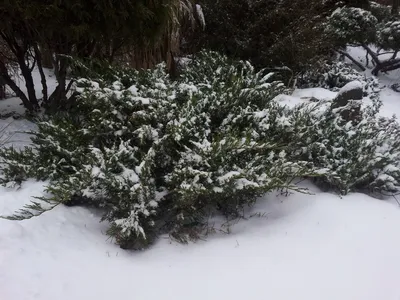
[286,97,400,194]
[191,0,339,72]
[1,51,400,250]
[298,61,381,100]
[379,20,400,50]
[325,6,378,46]
[0,52,315,249]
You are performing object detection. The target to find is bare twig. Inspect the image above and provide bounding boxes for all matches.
[365,51,370,68]
[362,44,380,65]
[393,195,400,206]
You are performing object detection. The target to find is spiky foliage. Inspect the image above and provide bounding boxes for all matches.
[286,97,400,194]
[0,52,315,249]
[2,52,400,250]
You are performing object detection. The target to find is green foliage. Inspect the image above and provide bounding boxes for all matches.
[2,51,400,249]
[0,0,196,111]
[324,3,400,53]
[298,61,381,99]
[0,0,188,55]
[370,1,392,22]
[287,98,400,194]
[325,6,378,46]
[0,52,314,249]
[379,20,400,50]
[192,0,338,72]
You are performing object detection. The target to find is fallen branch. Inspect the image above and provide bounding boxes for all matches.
[381,62,400,73]
[336,49,366,71]
[372,58,400,75]
[376,51,397,57]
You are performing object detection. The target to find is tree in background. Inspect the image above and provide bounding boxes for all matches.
[0,0,200,112]
[0,41,7,100]
[392,0,400,14]
[190,0,370,75]
[326,2,400,75]
[0,79,5,100]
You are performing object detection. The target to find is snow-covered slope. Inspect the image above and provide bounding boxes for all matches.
[2,182,400,300]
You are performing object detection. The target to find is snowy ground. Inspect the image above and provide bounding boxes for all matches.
[1,50,400,300]
[2,182,400,300]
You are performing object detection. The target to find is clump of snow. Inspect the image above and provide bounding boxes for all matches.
[292,88,337,101]
[273,94,305,108]
[274,88,337,109]
[337,80,363,95]
[128,85,138,95]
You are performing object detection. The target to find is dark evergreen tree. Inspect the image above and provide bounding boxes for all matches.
[192,0,343,73]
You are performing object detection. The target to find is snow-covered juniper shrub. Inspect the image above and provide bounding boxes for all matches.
[2,51,400,250]
[285,96,400,195]
[0,51,316,249]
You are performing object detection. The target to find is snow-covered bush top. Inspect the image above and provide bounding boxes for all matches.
[379,20,400,50]
[325,6,378,45]
[369,1,392,22]
[298,61,381,103]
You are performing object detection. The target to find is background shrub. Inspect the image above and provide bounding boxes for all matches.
[188,0,340,73]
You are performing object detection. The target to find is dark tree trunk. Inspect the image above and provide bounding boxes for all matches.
[33,44,48,103]
[41,46,53,69]
[0,61,33,110]
[0,83,5,99]
[0,77,5,99]
[381,62,400,72]
[47,54,68,112]
[336,49,366,71]
[392,0,399,15]
[0,33,39,110]
[372,58,400,75]
[17,55,39,109]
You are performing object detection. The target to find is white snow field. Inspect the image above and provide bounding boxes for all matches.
[1,48,400,300]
